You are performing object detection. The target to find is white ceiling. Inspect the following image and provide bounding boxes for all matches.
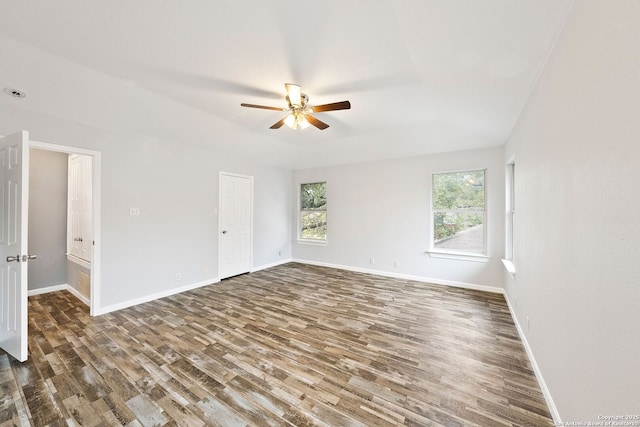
[0,0,574,169]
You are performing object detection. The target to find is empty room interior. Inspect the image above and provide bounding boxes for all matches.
[1,1,638,426]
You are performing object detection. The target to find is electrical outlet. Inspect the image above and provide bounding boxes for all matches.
[129,207,140,216]
[369,257,375,265]
[394,261,399,268]
[175,273,182,281]
[203,266,209,274]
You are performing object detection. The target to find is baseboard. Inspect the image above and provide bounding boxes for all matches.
[251,258,293,273]
[503,293,561,423]
[28,284,69,296]
[65,285,91,307]
[28,283,91,307]
[94,277,220,316]
[291,258,504,294]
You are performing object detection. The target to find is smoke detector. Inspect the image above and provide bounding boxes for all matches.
[4,87,26,98]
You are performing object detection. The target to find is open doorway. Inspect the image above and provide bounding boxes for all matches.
[28,140,100,315]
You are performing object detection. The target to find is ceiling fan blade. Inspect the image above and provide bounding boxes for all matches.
[241,103,284,111]
[270,117,287,129]
[311,100,351,113]
[306,114,329,130]
[284,83,302,106]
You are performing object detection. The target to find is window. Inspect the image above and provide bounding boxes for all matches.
[432,170,486,255]
[503,161,516,277]
[506,162,515,260]
[299,182,327,241]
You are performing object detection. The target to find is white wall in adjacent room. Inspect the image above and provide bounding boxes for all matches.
[503,0,640,421]
[27,148,68,290]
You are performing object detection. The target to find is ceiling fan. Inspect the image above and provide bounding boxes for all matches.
[241,83,351,130]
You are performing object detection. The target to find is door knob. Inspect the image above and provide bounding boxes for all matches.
[6,255,20,263]
[221,230,228,234]
[74,237,83,242]
[22,254,37,262]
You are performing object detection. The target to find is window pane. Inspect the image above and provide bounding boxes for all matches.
[433,212,484,253]
[433,171,484,210]
[301,211,327,240]
[301,182,326,210]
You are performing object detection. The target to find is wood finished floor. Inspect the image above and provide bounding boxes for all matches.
[0,263,553,426]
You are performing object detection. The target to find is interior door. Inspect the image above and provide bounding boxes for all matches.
[68,154,93,262]
[219,172,253,279]
[0,131,30,362]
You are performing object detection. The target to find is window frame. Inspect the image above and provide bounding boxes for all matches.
[503,158,516,277]
[298,181,328,245]
[429,168,488,260]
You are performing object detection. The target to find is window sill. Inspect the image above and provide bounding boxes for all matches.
[427,250,489,263]
[502,259,516,279]
[296,239,328,247]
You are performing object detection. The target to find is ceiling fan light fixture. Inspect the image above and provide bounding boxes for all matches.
[284,113,297,129]
[284,111,310,130]
[299,115,310,129]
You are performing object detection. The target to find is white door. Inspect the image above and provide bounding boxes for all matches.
[0,131,30,362]
[68,154,93,262]
[219,173,253,279]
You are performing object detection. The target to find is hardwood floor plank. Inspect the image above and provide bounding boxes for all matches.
[22,378,64,426]
[101,392,139,425]
[126,394,169,427]
[1,262,553,426]
[0,379,19,424]
[156,395,205,427]
[195,396,248,427]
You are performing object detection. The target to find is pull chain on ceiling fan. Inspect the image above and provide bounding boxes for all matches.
[241,83,351,130]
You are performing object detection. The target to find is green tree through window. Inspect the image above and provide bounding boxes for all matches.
[300,182,327,240]
[432,170,485,254]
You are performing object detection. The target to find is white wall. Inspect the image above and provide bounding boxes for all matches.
[28,148,68,290]
[504,0,640,422]
[293,146,505,291]
[99,136,291,310]
[2,108,292,313]
[0,31,294,313]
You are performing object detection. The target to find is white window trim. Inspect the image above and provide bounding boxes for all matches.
[430,168,488,259]
[427,250,490,263]
[297,181,327,244]
[502,157,516,278]
[296,238,328,246]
